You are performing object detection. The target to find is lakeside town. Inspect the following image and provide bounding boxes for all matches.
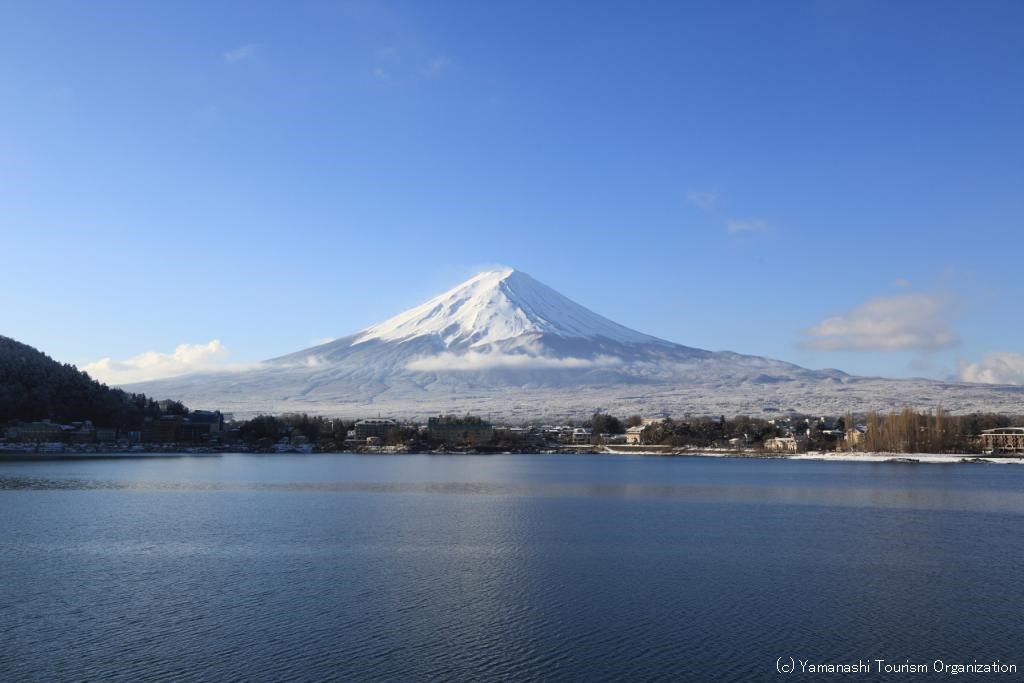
[4,402,1024,459]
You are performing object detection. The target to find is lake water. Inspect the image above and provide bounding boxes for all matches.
[1,453,1022,681]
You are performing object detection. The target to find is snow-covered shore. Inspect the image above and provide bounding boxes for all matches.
[603,446,1024,464]
[788,452,1024,464]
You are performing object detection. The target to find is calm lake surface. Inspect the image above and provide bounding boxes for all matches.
[2,453,1022,681]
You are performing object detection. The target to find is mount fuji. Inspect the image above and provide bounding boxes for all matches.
[128,268,1024,419]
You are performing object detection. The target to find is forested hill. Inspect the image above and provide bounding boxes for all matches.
[0,335,181,427]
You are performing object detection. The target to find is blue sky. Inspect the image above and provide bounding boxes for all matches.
[2,1,1023,385]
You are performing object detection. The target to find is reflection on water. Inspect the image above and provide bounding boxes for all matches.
[1,454,1022,681]
[4,472,1024,515]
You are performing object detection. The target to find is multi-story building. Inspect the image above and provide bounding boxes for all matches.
[570,428,592,445]
[427,416,493,446]
[15,421,66,442]
[354,418,398,441]
[149,416,183,443]
[980,427,1024,454]
[189,410,224,434]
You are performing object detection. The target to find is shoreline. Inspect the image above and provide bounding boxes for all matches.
[1,448,1023,465]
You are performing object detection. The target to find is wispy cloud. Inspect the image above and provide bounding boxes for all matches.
[959,352,1024,385]
[725,218,768,234]
[801,293,958,352]
[83,340,256,385]
[685,188,770,235]
[223,43,260,63]
[371,45,400,82]
[372,45,454,83]
[685,188,719,211]
[407,352,622,372]
[191,104,221,125]
[423,55,451,78]
[376,45,401,62]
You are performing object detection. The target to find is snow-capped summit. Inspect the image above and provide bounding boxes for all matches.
[352,267,662,349]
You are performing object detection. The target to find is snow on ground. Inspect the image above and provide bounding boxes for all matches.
[603,449,1024,464]
[788,452,1024,464]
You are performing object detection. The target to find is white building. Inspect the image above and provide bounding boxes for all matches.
[625,425,645,444]
[763,436,807,453]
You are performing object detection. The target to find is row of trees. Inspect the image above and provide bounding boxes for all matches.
[635,415,793,448]
[235,410,1016,453]
[238,414,351,446]
[856,408,1013,454]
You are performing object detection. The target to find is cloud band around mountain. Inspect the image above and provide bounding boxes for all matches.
[959,352,1024,385]
[83,340,256,385]
[406,351,623,372]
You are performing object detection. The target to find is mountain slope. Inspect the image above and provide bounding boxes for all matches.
[352,268,665,348]
[0,335,176,427]
[271,268,679,366]
[126,269,1024,419]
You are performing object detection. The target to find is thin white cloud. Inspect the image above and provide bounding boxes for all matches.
[685,188,719,211]
[423,55,451,78]
[959,352,1024,385]
[371,45,400,82]
[376,45,401,63]
[83,340,256,385]
[372,46,454,83]
[801,293,958,352]
[725,218,768,234]
[223,44,260,63]
[407,352,622,372]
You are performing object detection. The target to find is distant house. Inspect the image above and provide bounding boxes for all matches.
[844,426,867,450]
[625,425,646,444]
[570,428,591,445]
[354,418,398,441]
[764,436,807,453]
[980,427,1024,454]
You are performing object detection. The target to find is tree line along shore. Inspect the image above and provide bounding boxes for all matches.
[3,408,1022,457]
